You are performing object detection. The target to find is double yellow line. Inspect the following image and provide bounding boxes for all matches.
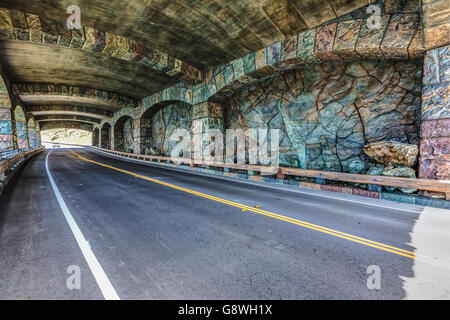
[71,150,416,260]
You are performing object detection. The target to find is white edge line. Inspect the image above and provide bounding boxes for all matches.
[88,148,423,214]
[45,150,120,300]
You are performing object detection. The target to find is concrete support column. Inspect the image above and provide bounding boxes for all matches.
[418,0,449,180]
[192,101,224,162]
[14,106,29,149]
[27,119,37,149]
[36,123,41,147]
[132,118,141,154]
[98,127,102,148]
[92,128,99,147]
[419,46,450,180]
[100,125,111,150]
[110,126,116,151]
[137,117,152,155]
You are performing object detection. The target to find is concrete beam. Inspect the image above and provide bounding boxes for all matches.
[13,83,139,111]
[34,114,101,124]
[39,120,93,132]
[0,7,202,83]
[26,105,114,120]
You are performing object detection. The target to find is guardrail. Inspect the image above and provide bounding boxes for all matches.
[0,147,45,195]
[0,147,45,176]
[90,146,450,200]
[0,147,31,160]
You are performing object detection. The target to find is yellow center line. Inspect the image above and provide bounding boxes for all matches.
[71,150,416,260]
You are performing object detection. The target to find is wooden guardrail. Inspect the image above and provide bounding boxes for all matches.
[0,147,45,176]
[280,167,450,200]
[91,146,450,200]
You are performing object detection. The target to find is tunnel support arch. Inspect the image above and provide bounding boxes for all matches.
[100,122,112,150]
[113,115,135,153]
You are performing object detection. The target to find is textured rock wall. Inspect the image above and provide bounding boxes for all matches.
[150,102,192,156]
[225,60,422,172]
[114,117,134,153]
[142,59,422,174]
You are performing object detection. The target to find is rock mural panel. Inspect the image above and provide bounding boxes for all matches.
[225,60,423,173]
[0,76,14,152]
[150,102,192,157]
[114,116,134,153]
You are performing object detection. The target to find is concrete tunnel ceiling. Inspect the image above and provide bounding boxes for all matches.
[0,0,374,126]
[0,0,374,69]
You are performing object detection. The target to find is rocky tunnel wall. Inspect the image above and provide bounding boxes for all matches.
[113,116,134,153]
[137,59,422,174]
[224,60,423,173]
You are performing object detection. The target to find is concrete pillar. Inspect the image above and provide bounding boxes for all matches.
[418,1,449,180]
[36,123,41,147]
[92,128,99,146]
[132,118,141,154]
[192,101,224,162]
[27,119,37,148]
[13,106,29,150]
[100,125,111,150]
[419,46,450,180]
[98,127,102,148]
[137,117,152,155]
[110,124,115,151]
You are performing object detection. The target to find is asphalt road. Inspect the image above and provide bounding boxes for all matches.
[1,148,449,299]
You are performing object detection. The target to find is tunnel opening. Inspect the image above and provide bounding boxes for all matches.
[39,121,93,146]
[40,128,92,145]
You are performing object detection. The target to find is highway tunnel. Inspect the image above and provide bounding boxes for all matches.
[0,0,449,301]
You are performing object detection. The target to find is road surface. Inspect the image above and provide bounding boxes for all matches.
[1,148,449,299]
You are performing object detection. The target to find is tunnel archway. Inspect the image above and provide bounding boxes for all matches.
[139,101,193,156]
[101,123,111,150]
[27,118,37,148]
[14,106,29,149]
[92,127,100,147]
[113,115,134,153]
